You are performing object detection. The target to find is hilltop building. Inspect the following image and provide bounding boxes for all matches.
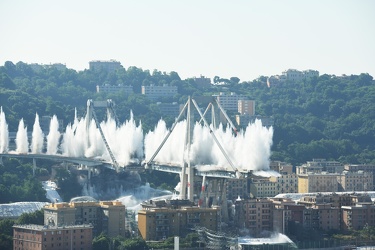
[192,75,211,89]
[89,60,123,72]
[141,84,178,100]
[13,224,93,250]
[268,69,319,85]
[96,84,133,95]
[29,63,67,72]
[213,92,246,111]
[238,100,255,115]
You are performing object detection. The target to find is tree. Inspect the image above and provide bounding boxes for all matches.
[16,209,44,225]
[119,237,148,250]
[230,77,240,84]
[92,233,110,250]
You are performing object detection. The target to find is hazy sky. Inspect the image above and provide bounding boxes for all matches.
[1,0,374,81]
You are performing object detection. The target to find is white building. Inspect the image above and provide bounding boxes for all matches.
[89,60,123,72]
[141,85,178,100]
[213,92,246,111]
[96,84,133,94]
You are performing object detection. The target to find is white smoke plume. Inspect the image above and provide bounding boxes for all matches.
[15,118,28,154]
[31,113,44,154]
[46,115,60,155]
[0,107,9,153]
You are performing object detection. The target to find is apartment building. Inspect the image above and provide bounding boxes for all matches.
[137,199,220,241]
[298,173,340,193]
[269,161,293,175]
[89,60,122,72]
[341,204,375,231]
[96,84,133,94]
[193,75,211,89]
[337,170,374,192]
[303,204,340,231]
[29,63,67,72]
[344,164,375,186]
[13,224,92,250]
[270,198,304,234]
[43,200,126,237]
[234,198,273,237]
[296,159,344,174]
[250,174,298,198]
[141,84,178,100]
[226,178,250,201]
[213,92,246,111]
[155,102,180,117]
[282,69,319,82]
[238,100,255,115]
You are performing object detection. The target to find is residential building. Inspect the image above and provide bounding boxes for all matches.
[13,224,92,250]
[303,69,320,79]
[296,159,344,174]
[337,170,374,192]
[43,200,126,237]
[213,92,246,111]
[268,69,319,85]
[137,199,220,241]
[226,178,250,200]
[156,102,180,117]
[297,193,372,209]
[270,174,298,194]
[193,75,211,89]
[344,164,375,186]
[282,69,304,82]
[282,69,319,82]
[238,100,255,115]
[270,198,304,234]
[141,85,178,100]
[29,63,67,72]
[89,60,122,72]
[96,84,133,94]
[269,161,293,175]
[298,173,340,193]
[341,204,375,231]
[234,198,273,237]
[250,174,297,198]
[303,204,340,231]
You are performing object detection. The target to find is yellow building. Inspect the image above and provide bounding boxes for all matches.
[43,200,126,237]
[298,173,339,193]
[250,174,297,198]
[138,199,220,241]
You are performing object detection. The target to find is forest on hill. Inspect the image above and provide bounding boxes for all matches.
[0,61,374,167]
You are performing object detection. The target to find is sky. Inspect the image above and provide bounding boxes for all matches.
[0,0,374,81]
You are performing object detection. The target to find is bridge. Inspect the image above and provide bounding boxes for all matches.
[0,98,271,201]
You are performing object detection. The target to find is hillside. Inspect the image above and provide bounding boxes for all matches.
[0,61,374,166]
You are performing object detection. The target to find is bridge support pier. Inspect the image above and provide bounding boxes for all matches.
[33,158,36,177]
[88,166,91,181]
[0,156,3,165]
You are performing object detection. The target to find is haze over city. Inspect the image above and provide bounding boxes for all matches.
[0,0,374,81]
